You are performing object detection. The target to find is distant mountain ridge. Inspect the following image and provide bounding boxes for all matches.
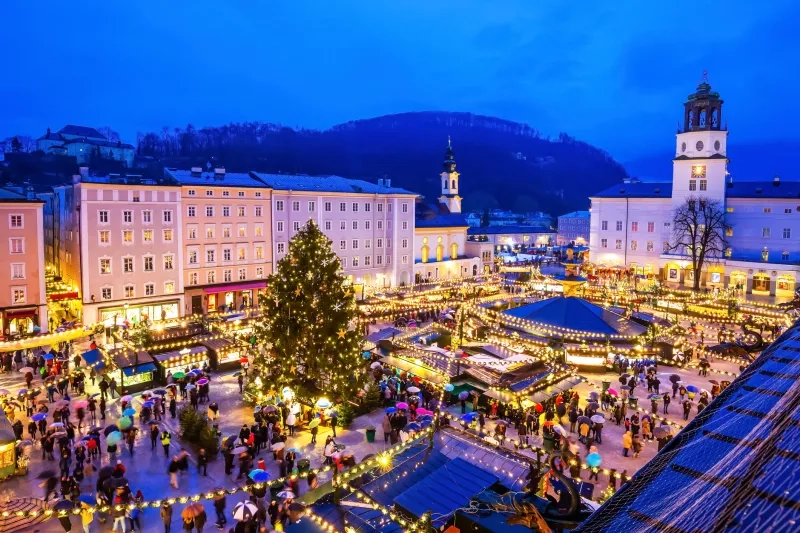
[134,111,629,214]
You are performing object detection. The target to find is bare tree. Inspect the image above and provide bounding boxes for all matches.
[667,196,728,291]
[98,126,121,142]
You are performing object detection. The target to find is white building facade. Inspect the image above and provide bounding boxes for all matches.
[589,78,800,297]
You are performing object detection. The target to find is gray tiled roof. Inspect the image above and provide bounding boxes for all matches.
[165,169,267,188]
[415,213,470,228]
[727,181,800,199]
[591,182,672,199]
[59,125,105,139]
[251,172,417,195]
[576,323,800,533]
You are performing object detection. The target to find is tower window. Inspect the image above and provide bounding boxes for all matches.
[712,109,719,128]
[699,109,707,128]
[443,180,447,189]
[451,180,456,189]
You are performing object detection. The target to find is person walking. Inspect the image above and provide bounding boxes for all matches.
[81,503,94,533]
[168,456,180,488]
[286,411,296,437]
[330,410,338,438]
[663,393,671,414]
[237,374,244,394]
[161,430,171,457]
[622,431,632,457]
[198,448,208,476]
[213,492,227,528]
[161,503,173,533]
[150,424,160,450]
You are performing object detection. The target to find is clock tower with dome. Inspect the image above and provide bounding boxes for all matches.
[438,137,462,214]
[671,72,730,209]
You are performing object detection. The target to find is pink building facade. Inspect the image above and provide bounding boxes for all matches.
[0,187,47,337]
[252,173,418,291]
[76,177,184,325]
[164,168,273,315]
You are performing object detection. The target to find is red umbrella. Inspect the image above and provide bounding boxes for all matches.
[534,403,543,413]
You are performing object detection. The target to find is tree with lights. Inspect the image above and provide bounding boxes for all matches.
[251,220,364,400]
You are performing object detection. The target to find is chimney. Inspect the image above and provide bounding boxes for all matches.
[385,178,391,187]
[72,173,82,184]
[214,166,226,176]
[377,178,384,186]
[773,175,780,186]
[79,166,89,178]
[26,186,35,200]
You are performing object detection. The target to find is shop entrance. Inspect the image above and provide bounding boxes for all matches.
[192,295,203,315]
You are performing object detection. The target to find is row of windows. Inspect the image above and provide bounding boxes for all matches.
[187,189,263,198]
[187,267,265,286]
[187,245,265,264]
[760,228,792,239]
[600,221,664,232]
[99,210,173,224]
[99,229,174,245]
[274,238,394,255]
[186,205,263,218]
[187,224,263,239]
[276,219,394,232]
[99,255,174,274]
[275,200,405,213]
[728,207,796,214]
[100,281,176,301]
[600,239,659,252]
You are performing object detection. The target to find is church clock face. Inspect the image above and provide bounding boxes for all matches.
[696,141,704,151]
[681,142,687,152]
[714,140,721,151]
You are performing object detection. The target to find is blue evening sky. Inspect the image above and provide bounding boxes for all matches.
[1,1,797,161]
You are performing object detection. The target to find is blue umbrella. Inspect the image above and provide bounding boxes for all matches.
[686,385,700,393]
[419,418,432,428]
[122,408,136,417]
[385,407,397,414]
[32,413,47,422]
[404,422,421,432]
[286,448,302,454]
[586,452,602,468]
[78,495,96,505]
[248,469,270,483]
[444,384,455,392]
[458,391,469,401]
[43,353,54,360]
[417,414,433,422]
[153,389,167,396]
[90,393,101,398]
[188,369,202,376]
[460,412,478,422]
[17,389,28,396]
[142,401,155,408]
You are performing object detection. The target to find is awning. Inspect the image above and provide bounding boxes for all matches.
[203,281,266,295]
[379,355,446,384]
[82,349,102,365]
[48,292,79,302]
[3,308,37,319]
[122,362,157,376]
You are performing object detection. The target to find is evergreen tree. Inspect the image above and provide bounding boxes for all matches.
[10,136,22,152]
[252,220,363,399]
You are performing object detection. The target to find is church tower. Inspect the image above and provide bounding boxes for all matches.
[671,73,729,208]
[438,137,462,213]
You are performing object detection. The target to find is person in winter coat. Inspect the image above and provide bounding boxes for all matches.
[286,412,296,436]
[213,494,227,528]
[381,414,392,443]
[161,431,171,457]
[663,393,671,414]
[622,431,633,457]
[642,418,652,441]
[578,422,590,444]
[160,503,173,533]
[632,434,643,458]
[568,408,578,433]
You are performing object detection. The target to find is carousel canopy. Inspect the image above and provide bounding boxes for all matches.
[503,296,647,336]
[576,324,800,532]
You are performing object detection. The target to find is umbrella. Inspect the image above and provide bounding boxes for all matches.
[232,501,258,522]
[78,495,96,505]
[182,502,206,519]
[370,361,382,369]
[224,436,237,448]
[420,418,433,428]
[271,442,286,451]
[587,402,599,410]
[404,422,421,432]
[458,391,469,401]
[385,407,397,414]
[48,422,64,429]
[142,401,155,408]
[277,490,295,499]
[588,391,599,401]
[90,393,101,398]
[118,417,133,430]
[197,378,209,386]
[17,389,28,396]
[647,394,662,401]
[20,367,34,374]
[37,469,57,479]
[106,431,123,445]
[172,372,186,379]
[185,384,197,390]
[231,446,248,455]
[287,447,302,454]
[103,425,119,436]
[51,499,74,511]
[496,420,509,427]
[54,400,70,408]
[153,389,167,396]
[383,368,393,376]
[653,426,670,439]
[460,412,478,422]
[709,379,719,385]
[669,374,681,383]
[188,369,202,375]
[407,386,420,394]
[315,398,332,408]
[74,400,89,409]
[32,413,47,422]
[122,408,136,417]
[98,466,114,478]
[444,384,455,392]
[43,353,54,360]
[590,415,605,424]
[607,388,618,396]
[263,405,277,413]
[620,385,630,391]
[552,424,567,436]
[577,416,590,425]
[586,452,602,468]
[0,389,9,396]
[686,385,700,393]
[396,402,409,410]
[248,469,270,483]
[618,376,628,384]
[18,439,33,449]
[308,419,320,429]
[121,395,133,403]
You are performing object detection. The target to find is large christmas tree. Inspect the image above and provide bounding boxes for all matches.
[252,220,363,400]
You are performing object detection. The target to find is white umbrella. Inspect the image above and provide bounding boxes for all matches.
[185,384,197,390]
[232,501,258,522]
[407,386,420,394]
[370,362,382,369]
[271,442,285,451]
[590,415,605,424]
[552,424,567,436]
[441,313,454,320]
[121,395,133,403]
[48,422,64,429]
[277,489,295,499]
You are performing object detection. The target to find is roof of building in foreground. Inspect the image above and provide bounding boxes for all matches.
[591,180,800,200]
[558,210,591,219]
[576,322,800,533]
[252,172,417,195]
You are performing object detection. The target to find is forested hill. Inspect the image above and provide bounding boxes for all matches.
[135,111,628,213]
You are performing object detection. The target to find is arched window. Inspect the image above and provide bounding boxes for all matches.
[436,245,444,262]
[688,110,694,130]
[421,245,429,263]
[451,180,456,189]
[450,243,458,259]
[443,179,447,190]
[711,109,719,128]
[472,264,478,276]
[699,110,707,128]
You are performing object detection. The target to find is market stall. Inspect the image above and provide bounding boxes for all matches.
[152,345,209,382]
[110,347,158,394]
[195,334,244,371]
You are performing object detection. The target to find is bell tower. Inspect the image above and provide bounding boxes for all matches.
[438,137,462,213]
[672,73,729,208]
